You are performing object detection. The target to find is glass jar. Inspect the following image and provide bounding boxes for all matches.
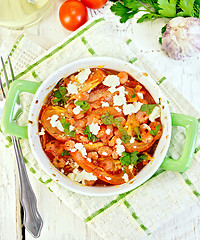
[0,0,53,29]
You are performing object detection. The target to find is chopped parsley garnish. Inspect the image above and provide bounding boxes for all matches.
[110,0,200,24]
[129,89,136,98]
[75,100,90,113]
[150,124,161,136]
[83,126,98,142]
[140,104,158,115]
[62,150,70,156]
[101,113,131,144]
[119,151,148,166]
[133,126,142,141]
[60,117,76,137]
[53,86,69,104]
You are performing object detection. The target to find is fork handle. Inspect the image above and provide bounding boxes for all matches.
[12,137,43,238]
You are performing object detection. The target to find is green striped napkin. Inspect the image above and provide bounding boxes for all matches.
[1,17,200,240]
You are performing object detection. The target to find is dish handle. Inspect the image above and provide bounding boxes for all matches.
[161,113,199,172]
[1,80,41,139]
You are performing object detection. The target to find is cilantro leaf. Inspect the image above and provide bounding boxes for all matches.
[62,150,70,156]
[140,104,158,115]
[133,126,142,141]
[150,124,161,136]
[53,86,69,104]
[75,100,90,113]
[83,126,98,142]
[178,0,195,16]
[158,0,177,17]
[60,117,76,137]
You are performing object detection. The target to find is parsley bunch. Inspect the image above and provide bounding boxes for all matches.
[110,0,200,23]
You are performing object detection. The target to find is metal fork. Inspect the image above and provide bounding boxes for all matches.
[0,56,43,238]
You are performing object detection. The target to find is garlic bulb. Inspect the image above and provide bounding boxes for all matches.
[162,17,200,60]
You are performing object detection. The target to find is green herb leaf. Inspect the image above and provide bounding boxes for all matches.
[158,0,177,17]
[124,0,141,11]
[133,126,142,141]
[62,150,70,156]
[161,24,167,34]
[178,0,195,16]
[101,112,115,125]
[53,86,69,104]
[150,124,161,136]
[140,104,158,115]
[83,126,98,142]
[101,113,131,143]
[110,1,139,23]
[120,151,148,166]
[60,117,76,137]
[137,13,161,23]
[75,100,90,113]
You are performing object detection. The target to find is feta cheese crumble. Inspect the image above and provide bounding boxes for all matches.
[115,107,122,112]
[149,106,161,122]
[103,75,120,88]
[115,138,125,156]
[73,105,82,115]
[68,168,97,185]
[113,94,126,106]
[67,83,78,94]
[137,92,143,99]
[76,68,91,84]
[38,127,45,136]
[102,102,109,107]
[102,152,108,156]
[105,129,111,135]
[122,102,143,115]
[130,137,135,143]
[48,115,64,132]
[89,122,100,135]
[73,143,87,157]
[122,173,129,183]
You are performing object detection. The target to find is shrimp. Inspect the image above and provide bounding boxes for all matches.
[75,91,89,101]
[74,113,85,120]
[74,119,87,129]
[136,110,149,124]
[118,71,128,84]
[87,151,99,160]
[109,136,118,147]
[141,132,154,143]
[52,157,66,169]
[64,140,75,151]
[98,146,113,157]
[112,150,119,160]
[86,114,101,125]
[65,103,75,115]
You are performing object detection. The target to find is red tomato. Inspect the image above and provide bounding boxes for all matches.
[59,0,88,31]
[81,0,108,9]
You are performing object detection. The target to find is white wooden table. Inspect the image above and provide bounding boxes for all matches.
[0,1,200,240]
